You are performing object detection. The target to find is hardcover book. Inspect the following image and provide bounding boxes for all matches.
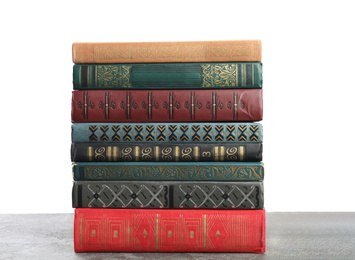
[71,142,262,162]
[73,62,262,90]
[71,123,263,143]
[72,162,264,181]
[71,89,263,123]
[72,40,262,64]
[72,181,264,209]
[74,208,265,253]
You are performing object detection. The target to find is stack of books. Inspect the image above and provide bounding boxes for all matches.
[71,40,265,253]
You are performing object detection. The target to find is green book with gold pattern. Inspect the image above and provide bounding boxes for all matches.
[73,62,262,90]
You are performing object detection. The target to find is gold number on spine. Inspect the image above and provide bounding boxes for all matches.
[94,147,106,161]
[181,147,193,161]
[141,147,152,161]
[122,147,133,161]
[226,147,238,161]
[162,147,173,161]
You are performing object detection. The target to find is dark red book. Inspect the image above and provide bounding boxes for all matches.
[74,208,265,253]
[71,89,262,123]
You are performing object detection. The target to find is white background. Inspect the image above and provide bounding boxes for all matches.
[1,0,354,213]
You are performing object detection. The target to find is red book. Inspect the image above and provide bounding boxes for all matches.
[74,208,265,253]
[71,89,262,123]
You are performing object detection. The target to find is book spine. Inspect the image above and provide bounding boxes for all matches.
[71,123,263,143]
[72,40,262,64]
[74,208,265,253]
[73,63,262,90]
[73,162,264,181]
[72,181,263,209]
[71,89,263,123]
[71,142,262,163]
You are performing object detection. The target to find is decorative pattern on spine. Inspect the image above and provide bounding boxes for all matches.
[71,142,262,162]
[74,208,265,253]
[73,62,262,89]
[72,181,263,209]
[72,123,262,143]
[72,40,262,64]
[73,162,264,181]
[71,89,263,123]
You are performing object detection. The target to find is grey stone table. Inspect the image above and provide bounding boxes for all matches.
[1,213,355,260]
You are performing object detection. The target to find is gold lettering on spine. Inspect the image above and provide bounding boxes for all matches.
[214,146,219,161]
[175,146,180,161]
[135,146,139,161]
[212,92,215,120]
[107,146,112,161]
[220,146,225,161]
[155,146,160,161]
[194,146,199,161]
[113,146,118,161]
[88,146,93,161]
[239,146,245,161]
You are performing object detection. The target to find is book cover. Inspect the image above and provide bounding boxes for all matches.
[71,123,263,143]
[72,181,264,209]
[71,142,262,162]
[74,208,265,253]
[73,62,262,90]
[71,89,263,123]
[72,40,262,64]
[72,162,264,181]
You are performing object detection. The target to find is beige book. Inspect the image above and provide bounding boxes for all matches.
[72,40,261,64]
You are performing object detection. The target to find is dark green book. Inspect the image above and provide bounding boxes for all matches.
[73,62,262,90]
[72,162,264,181]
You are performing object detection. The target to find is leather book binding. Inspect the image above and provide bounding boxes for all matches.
[71,89,263,123]
[72,40,262,64]
[74,208,265,253]
[72,181,264,209]
[72,162,264,181]
[71,123,263,143]
[73,62,262,90]
[71,142,262,162]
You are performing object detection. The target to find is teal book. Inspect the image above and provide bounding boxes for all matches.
[73,62,262,90]
[72,123,262,143]
[72,162,264,181]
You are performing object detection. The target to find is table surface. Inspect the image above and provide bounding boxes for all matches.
[1,212,354,260]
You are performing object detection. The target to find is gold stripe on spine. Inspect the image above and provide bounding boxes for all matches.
[80,214,83,247]
[148,92,152,120]
[252,64,254,86]
[203,215,206,248]
[175,146,180,161]
[156,214,159,250]
[155,146,160,161]
[88,146,93,161]
[194,146,199,161]
[233,92,238,120]
[214,146,219,161]
[105,92,109,119]
[79,66,81,87]
[95,66,97,86]
[220,146,225,161]
[169,92,172,120]
[212,92,215,120]
[113,146,118,161]
[239,146,245,161]
[107,146,112,161]
[235,64,238,86]
[135,146,139,161]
